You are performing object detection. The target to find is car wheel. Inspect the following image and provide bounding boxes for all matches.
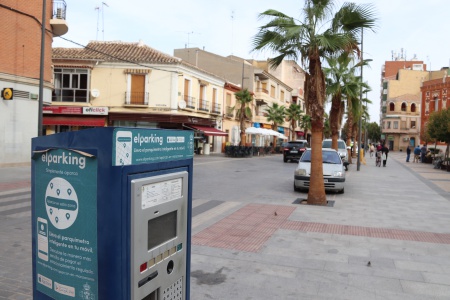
[338,188,344,194]
[284,157,288,163]
[294,182,300,192]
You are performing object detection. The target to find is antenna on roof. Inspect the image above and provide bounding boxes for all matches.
[101,2,109,40]
[95,6,100,40]
[231,10,235,55]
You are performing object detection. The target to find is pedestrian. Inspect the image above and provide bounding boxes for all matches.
[420,145,427,163]
[406,145,411,162]
[413,145,421,163]
[376,142,382,152]
[381,144,389,167]
[370,143,375,157]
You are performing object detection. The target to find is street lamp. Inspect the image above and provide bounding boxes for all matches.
[38,0,46,136]
[357,28,364,171]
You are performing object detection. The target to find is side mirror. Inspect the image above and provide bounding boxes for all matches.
[346,146,351,150]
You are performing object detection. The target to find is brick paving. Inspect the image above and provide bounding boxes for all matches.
[193,203,450,253]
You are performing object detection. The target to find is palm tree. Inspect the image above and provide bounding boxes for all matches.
[252,0,377,205]
[285,103,303,140]
[324,53,363,151]
[265,103,286,148]
[233,89,253,146]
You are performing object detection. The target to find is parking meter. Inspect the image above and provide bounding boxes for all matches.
[31,127,193,300]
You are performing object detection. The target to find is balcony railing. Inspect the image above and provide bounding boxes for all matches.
[225,106,234,118]
[125,92,149,105]
[198,99,209,112]
[183,95,196,109]
[52,0,67,19]
[256,88,269,94]
[211,102,221,114]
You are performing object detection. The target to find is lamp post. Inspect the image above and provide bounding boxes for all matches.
[357,28,364,171]
[38,0,46,136]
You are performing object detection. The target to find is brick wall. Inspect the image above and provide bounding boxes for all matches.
[0,0,53,82]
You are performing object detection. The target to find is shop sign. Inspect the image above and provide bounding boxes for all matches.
[44,106,109,115]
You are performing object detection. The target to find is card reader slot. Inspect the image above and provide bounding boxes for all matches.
[138,271,158,288]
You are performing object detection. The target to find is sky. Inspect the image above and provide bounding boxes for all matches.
[54,0,450,123]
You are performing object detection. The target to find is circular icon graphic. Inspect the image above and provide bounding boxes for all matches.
[45,177,79,230]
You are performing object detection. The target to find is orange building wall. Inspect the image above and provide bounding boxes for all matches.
[0,0,53,82]
[420,79,450,145]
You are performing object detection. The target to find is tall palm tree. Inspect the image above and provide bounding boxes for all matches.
[265,103,286,148]
[324,53,363,151]
[252,0,377,205]
[233,89,253,146]
[285,103,303,140]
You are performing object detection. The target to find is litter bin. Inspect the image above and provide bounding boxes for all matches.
[203,143,210,155]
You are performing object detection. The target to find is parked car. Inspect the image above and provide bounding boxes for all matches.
[294,148,346,193]
[322,139,348,163]
[283,140,309,162]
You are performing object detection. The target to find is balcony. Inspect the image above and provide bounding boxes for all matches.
[225,106,234,118]
[50,0,68,36]
[124,91,149,105]
[198,99,210,112]
[182,95,196,109]
[211,102,221,115]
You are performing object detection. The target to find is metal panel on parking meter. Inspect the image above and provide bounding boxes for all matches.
[34,149,98,299]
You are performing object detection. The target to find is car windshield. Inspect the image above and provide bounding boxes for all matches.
[322,140,346,150]
[300,151,341,164]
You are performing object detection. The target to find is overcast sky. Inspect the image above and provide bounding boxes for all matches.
[54,0,450,122]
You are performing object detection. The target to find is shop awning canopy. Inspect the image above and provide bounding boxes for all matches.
[188,125,228,137]
[43,116,106,127]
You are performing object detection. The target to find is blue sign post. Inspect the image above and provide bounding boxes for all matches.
[32,127,193,300]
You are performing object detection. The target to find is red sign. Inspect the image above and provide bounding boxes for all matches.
[43,106,82,114]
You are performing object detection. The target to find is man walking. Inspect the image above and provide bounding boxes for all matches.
[413,145,421,163]
[406,145,411,162]
[420,145,427,163]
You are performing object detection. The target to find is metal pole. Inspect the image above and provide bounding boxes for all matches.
[38,0,46,137]
[357,28,363,171]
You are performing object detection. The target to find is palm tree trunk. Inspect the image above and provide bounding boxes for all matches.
[307,55,327,205]
[330,94,341,150]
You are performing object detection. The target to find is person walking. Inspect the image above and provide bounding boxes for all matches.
[413,145,421,163]
[370,143,375,158]
[420,145,427,163]
[381,144,389,167]
[406,145,411,162]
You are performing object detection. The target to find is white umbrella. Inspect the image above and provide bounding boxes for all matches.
[245,127,264,135]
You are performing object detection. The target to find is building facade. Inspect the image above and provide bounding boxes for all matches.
[51,41,227,154]
[379,58,427,150]
[0,0,68,166]
[174,48,306,143]
[420,68,450,147]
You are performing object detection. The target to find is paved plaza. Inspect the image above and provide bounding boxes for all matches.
[1,151,450,299]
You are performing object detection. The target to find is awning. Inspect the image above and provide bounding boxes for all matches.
[43,116,106,127]
[188,125,228,137]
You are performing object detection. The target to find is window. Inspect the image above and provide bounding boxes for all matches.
[411,121,416,128]
[393,121,398,129]
[184,79,194,108]
[261,82,268,93]
[387,121,391,129]
[212,88,220,114]
[401,102,407,111]
[53,68,89,102]
[411,103,416,112]
[270,85,276,98]
[280,90,285,102]
[434,97,439,112]
[199,85,208,111]
[389,102,395,111]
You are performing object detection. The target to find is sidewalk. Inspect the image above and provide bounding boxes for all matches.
[1,153,450,299]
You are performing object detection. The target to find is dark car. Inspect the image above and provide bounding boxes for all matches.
[283,140,309,162]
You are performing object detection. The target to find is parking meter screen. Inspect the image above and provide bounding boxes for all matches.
[148,211,177,250]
